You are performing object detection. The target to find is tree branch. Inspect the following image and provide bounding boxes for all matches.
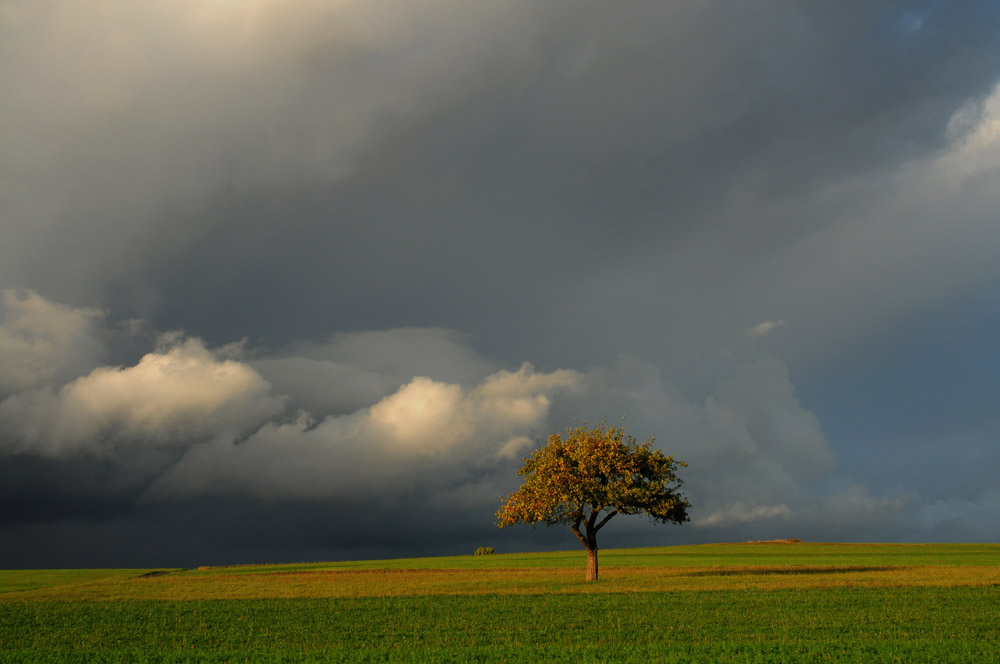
[587,507,600,531]
[570,515,588,548]
[594,509,619,532]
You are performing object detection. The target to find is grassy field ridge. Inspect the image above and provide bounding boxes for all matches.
[1,543,998,662]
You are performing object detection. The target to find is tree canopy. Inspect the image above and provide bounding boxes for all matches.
[497,421,690,580]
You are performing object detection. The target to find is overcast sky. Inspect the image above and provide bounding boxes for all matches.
[2,0,1000,568]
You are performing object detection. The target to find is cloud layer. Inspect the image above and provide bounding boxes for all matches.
[4,1,1000,379]
[2,2,1000,565]
[0,290,106,393]
[0,334,283,458]
[3,291,997,566]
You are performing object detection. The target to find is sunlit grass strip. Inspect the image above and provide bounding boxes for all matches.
[3,564,999,602]
[202,541,1000,571]
[2,542,999,602]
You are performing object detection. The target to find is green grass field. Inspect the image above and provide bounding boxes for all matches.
[1,543,998,662]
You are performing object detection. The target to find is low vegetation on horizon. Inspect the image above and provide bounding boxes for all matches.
[2,542,999,662]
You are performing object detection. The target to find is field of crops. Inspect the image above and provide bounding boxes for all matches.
[1,543,998,662]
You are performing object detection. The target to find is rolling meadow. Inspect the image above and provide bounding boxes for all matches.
[1,542,998,662]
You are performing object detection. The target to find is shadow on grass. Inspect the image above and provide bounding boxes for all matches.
[684,566,902,577]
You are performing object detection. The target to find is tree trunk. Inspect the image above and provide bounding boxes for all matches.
[585,546,599,581]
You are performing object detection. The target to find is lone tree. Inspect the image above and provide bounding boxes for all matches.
[496,422,690,581]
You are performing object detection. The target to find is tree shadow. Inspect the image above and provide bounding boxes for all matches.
[684,565,900,577]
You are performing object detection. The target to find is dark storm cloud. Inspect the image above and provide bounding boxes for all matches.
[6,1,1000,358]
[0,455,144,525]
[105,0,1000,393]
[2,1,1000,566]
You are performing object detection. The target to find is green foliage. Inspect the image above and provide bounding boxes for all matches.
[497,422,690,579]
[474,547,495,556]
[497,422,690,531]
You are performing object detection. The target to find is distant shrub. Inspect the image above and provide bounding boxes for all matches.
[474,547,495,556]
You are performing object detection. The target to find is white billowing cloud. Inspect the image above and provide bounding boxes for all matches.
[0,334,284,458]
[0,293,581,503]
[147,362,580,500]
[362,361,580,457]
[367,377,469,452]
[697,502,791,527]
[497,435,532,460]
[252,328,497,416]
[946,79,1000,172]
[745,319,784,340]
[468,363,580,432]
[0,289,106,393]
